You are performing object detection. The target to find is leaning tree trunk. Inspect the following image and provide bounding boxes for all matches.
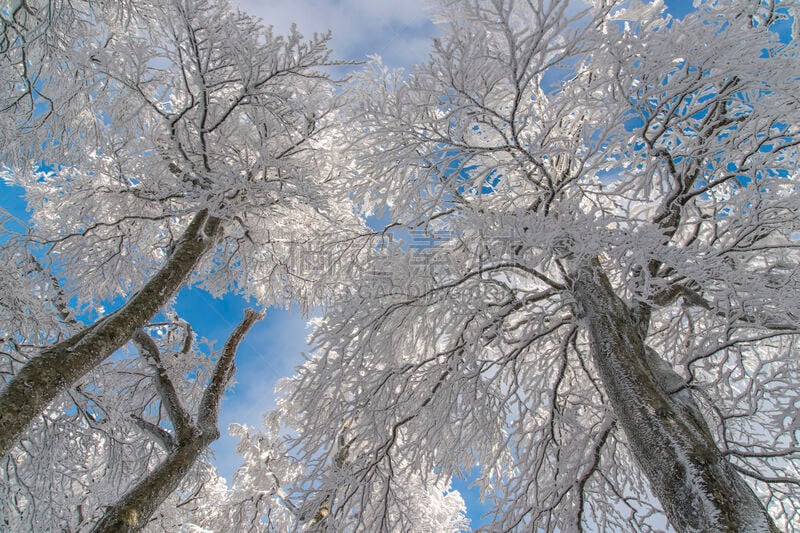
[0,210,221,456]
[91,439,210,533]
[571,261,778,533]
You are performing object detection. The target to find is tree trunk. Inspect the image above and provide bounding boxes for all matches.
[571,261,778,533]
[91,437,212,533]
[0,211,221,456]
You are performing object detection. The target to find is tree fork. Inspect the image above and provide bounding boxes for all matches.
[0,210,221,456]
[91,309,262,533]
[571,260,778,533]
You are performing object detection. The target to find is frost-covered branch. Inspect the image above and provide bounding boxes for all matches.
[91,309,262,532]
[281,0,800,530]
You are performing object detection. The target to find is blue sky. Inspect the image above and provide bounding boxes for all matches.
[238,0,438,67]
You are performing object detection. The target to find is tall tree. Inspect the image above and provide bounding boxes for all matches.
[281,0,800,530]
[0,0,363,455]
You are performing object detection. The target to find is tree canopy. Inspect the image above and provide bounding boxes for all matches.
[281,0,799,530]
[1,0,799,531]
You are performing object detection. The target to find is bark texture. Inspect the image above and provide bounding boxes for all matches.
[91,309,262,533]
[572,261,778,533]
[91,440,208,533]
[0,211,221,456]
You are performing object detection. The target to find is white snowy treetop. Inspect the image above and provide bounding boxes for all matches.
[279,0,800,530]
[2,0,368,314]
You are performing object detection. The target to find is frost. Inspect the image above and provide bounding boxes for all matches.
[1,0,799,531]
[280,0,799,530]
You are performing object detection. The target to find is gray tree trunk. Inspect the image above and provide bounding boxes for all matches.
[0,210,221,456]
[572,261,778,533]
[91,438,211,533]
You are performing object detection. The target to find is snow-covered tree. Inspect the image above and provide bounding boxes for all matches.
[0,0,364,455]
[187,414,468,533]
[0,307,261,531]
[281,0,800,530]
[0,209,65,344]
[1,2,466,529]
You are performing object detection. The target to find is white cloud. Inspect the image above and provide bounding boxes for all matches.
[235,0,438,67]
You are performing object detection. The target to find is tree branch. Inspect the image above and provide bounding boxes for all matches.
[0,209,220,456]
[197,309,264,435]
[132,329,194,443]
[130,414,176,452]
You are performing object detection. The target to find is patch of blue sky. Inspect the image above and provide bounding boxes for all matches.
[451,466,493,528]
[239,0,438,69]
[32,97,53,119]
[623,114,645,132]
[0,180,28,236]
[539,55,583,95]
[770,13,797,43]
[663,0,695,20]
[437,150,503,196]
